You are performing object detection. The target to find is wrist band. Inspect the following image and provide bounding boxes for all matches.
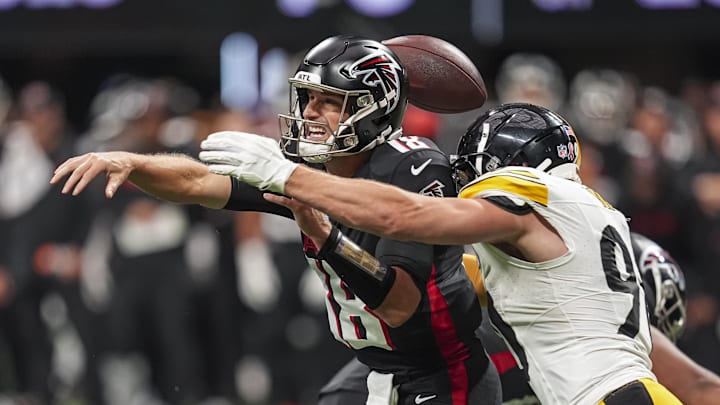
[318,226,397,309]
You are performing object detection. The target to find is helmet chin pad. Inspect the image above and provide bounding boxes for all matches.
[299,135,336,163]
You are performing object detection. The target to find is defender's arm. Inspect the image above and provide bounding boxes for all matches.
[284,165,526,246]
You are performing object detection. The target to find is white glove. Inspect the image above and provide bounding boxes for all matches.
[199,131,298,194]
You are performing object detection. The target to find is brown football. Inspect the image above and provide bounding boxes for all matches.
[383,35,487,113]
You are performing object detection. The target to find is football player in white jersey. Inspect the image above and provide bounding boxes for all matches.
[317,235,720,404]
[198,103,682,404]
[51,36,503,405]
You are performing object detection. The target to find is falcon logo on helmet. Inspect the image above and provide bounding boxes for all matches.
[345,52,403,114]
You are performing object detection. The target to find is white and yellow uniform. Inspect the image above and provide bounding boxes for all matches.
[459,167,654,405]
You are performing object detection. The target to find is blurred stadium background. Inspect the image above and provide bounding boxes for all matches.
[1,1,720,404]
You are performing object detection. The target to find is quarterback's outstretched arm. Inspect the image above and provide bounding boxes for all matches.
[50,151,231,208]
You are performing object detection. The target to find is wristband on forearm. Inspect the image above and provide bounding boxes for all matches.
[317,226,397,309]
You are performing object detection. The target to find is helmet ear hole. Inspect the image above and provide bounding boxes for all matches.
[356,95,373,108]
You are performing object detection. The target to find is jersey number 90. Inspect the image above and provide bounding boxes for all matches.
[600,225,642,339]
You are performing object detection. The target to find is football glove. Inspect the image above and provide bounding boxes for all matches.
[199,131,298,194]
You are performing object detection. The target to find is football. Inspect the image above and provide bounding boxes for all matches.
[383,34,487,114]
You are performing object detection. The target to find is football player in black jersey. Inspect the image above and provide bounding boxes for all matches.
[51,36,501,404]
[318,234,720,405]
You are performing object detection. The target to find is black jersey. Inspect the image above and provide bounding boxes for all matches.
[224,136,486,383]
[316,319,537,405]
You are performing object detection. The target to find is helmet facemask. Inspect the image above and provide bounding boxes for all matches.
[279,67,400,164]
[656,275,687,342]
[279,36,408,164]
[451,154,483,189]
[451,121,493,189]
[649,259,686,342]
[640,247,687,342]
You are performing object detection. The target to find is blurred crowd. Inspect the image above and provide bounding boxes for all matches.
[0,52,720,405]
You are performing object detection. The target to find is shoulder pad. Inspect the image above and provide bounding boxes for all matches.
[367,137,448,182]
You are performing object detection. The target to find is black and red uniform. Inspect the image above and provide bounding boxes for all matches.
[224,137,499,404]
[318,320,537,405]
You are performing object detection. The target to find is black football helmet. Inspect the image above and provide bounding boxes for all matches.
[631,233,687,342]
[451,103,581,189]
[279,35,409,163]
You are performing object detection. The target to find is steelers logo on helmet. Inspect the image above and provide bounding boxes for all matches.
[452,103,582,189]
[278,35,409,164]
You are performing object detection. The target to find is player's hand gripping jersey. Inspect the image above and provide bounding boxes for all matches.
[459,166,654,405]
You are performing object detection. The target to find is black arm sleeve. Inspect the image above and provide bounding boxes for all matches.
[223,177,293,218]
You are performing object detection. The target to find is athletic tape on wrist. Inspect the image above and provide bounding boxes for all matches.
[317,227,396,309]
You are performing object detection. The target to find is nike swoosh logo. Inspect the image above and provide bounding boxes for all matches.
[414,394,437,404]
[410,158,433,176]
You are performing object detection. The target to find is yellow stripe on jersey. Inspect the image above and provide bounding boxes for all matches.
[637,378,682,405]
[459,172,549,206]
[462,253,487,307]
[597,378,681,405]
[585,186,615,210]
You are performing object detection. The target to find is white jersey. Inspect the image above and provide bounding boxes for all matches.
[459,167,654,405]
